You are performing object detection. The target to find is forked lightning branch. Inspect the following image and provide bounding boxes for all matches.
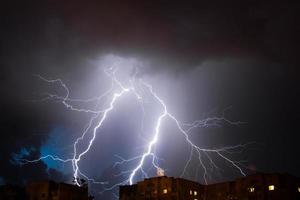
[19,65,250,191]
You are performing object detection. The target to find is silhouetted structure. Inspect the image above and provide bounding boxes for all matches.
[120,173,300,200]
[26,180,88,200]
[0,184,26,200]
[120,176,204,200]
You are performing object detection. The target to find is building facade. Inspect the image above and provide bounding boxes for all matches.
[120,173,300,200]
[26,180,88,200]
[120,176,204,200]
[0,184,26,200]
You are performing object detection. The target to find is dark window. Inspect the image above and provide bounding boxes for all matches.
[172,181,176,192]
[279,176,286,188]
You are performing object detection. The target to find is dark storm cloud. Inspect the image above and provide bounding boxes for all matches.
[55,0,299,72]
[2,1,299,74]
[0,0,299,189]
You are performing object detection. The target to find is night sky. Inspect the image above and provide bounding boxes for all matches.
[0,1,300,199]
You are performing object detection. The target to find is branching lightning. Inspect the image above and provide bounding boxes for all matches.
[17,64,251,195]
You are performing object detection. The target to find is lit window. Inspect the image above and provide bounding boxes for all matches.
[163,189,168,194]
[268,185,275,191]
[190,190,192,195]
[194,191,197,196]
[298,187,300,192]
[248,187,255,193]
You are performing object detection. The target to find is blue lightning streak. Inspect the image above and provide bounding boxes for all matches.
[20,66,250,194]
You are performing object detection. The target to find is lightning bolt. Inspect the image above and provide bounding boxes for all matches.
[17,63,251,196]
